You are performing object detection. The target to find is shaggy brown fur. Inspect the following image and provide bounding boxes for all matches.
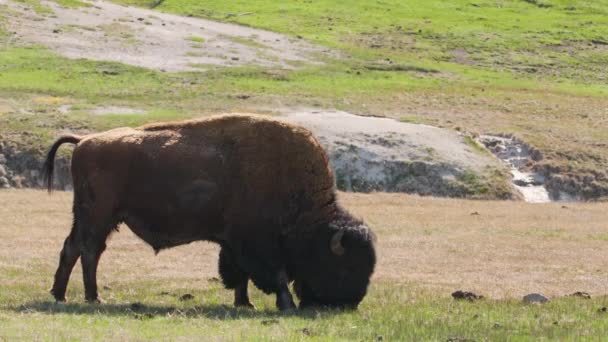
[43,114,376,310]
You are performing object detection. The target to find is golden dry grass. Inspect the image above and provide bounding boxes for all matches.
[342,192,608,299]
[1,189,607,301]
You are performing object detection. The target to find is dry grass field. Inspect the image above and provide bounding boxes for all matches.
[1,189,608,340]
[3,190,608,299]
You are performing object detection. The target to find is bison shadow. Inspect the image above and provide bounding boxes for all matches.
[11,301,346,320]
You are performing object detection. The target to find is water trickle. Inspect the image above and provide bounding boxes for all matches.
[477,135,551,203]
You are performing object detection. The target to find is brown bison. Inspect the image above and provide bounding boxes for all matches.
[43,114,376,310]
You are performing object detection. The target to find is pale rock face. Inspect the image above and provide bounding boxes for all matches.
[280,109,510,198]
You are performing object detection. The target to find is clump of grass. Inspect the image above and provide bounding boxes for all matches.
[399,116,423,124]
[53,0,92,8]
[464,136,489,155]
[14,0,53,14]
[186,36,205,43]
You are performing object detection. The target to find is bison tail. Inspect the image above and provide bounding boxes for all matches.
[42,135,81,193]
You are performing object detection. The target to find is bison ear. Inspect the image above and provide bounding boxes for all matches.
[330,230,346,256]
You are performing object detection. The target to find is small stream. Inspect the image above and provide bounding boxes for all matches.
[477,135,551,203]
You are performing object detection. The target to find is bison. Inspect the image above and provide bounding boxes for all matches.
[43,114,376,310]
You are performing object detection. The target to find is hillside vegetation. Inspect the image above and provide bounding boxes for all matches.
[0,0,607,199]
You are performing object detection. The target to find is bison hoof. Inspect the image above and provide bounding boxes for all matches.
[85,297,103,304]
[234,301,255,309]
[50,289,66,302]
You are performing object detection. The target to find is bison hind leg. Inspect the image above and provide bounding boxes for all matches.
[219,246,254,308]
[51,221,81,301]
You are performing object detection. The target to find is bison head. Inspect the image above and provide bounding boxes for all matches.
[292,209,376,309]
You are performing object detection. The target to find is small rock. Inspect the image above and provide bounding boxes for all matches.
[493,322,501,329]
[0,176,9,188]
[0,154,5,163]
[523,293,549,304]
[137,17,144,21]
[452,290,484,301]
[0,165,6,177]
[179,293,194,301]
[569,291,591,299]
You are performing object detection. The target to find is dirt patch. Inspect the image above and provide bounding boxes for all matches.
[89,106,146,115]
[450,48,474,65]
[6,0,333,71]
[0,99,16,115]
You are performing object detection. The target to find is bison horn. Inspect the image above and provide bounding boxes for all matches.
[330,230,345,256]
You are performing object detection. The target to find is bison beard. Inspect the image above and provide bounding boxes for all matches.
[43,114,376,310]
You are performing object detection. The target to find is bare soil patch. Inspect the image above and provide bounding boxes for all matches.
[1,190,606,299]
[89,106,146,115]
[5,0,332,71]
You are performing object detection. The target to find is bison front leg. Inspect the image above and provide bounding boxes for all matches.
[232,239,296,311]
[274,270,296,311]
[219,246,254,308]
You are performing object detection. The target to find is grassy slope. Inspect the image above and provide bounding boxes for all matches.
[1,0,607,198]
[116,0,608,177]
[1,190,608,340]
